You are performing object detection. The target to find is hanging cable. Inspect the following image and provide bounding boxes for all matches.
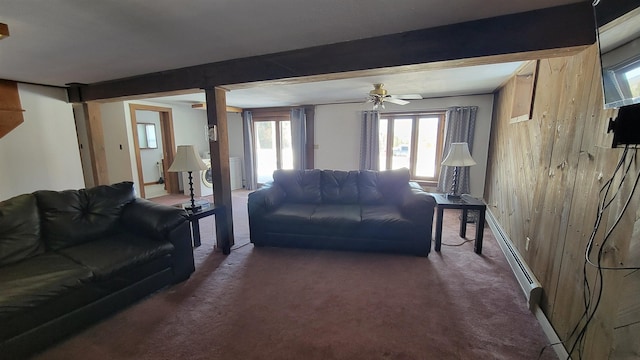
[586,149,640,270]
[565,146,640,358]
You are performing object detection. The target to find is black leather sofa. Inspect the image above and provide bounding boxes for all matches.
[248,169,436,256]
[0,182,195,359]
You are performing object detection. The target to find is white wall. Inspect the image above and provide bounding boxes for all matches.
[128,100,209,191]
[94,99,210,194]
[90,99,245,194]
[227,112,245,159]
[0,83,85,199]
[314,95,494,197]
[154,102,209,157]
[227,111,245,183]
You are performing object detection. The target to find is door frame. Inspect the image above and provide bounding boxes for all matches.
[129,104,179,198]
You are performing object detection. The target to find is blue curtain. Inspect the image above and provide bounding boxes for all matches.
[437,106,477,194]
[242,110,257,190]
[290,108,306,170]
[359,110,379,170]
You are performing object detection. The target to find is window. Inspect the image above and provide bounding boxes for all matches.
[253,110,293,184]
[136,123,158,149]
[379,112,446,183]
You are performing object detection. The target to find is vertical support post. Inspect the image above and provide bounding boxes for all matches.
[82,102,109,185]
[205,87,234,254]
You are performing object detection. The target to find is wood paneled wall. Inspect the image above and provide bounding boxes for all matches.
[485,44,640,359]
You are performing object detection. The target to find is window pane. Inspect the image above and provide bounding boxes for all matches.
[415,117,439,178]
[280,120,293,170]
[145,124,157,149]
[379,119,388,170]
[255,121,277,183]
[391,118,412,170]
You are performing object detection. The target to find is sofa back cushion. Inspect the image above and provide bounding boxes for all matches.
[359,168,410,205]
[273,169,322,204]
[35,182,136,250]
[321,170,359,204]
[0,194,43,266]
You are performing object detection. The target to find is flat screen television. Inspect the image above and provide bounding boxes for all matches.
[596,2,640,109]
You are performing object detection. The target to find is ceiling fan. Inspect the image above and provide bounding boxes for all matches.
[366,83,422,109]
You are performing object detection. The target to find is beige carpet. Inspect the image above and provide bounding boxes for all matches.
[32,193,557,360]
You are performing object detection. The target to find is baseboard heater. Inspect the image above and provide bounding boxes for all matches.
[485,209,570,359]
[485,208,542,311]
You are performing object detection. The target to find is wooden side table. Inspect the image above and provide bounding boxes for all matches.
[430,193,486,254]
[184,203,230,254]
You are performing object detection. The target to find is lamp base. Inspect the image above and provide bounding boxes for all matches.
[185,205,202,213]
[446,193,462,199]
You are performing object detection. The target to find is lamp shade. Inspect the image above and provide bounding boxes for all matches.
[441,142,476,167]
[168,145,207,172]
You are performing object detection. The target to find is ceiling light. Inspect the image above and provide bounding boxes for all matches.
[0,23,9,40]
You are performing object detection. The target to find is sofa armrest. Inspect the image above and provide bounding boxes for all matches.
[121,198,187,236]
[120,198,194,282]
[247,183,286,245]
[248,183,286,216]
[400,185,436,224]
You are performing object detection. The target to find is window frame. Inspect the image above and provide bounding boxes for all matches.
[379,111,446,185]
[251,109,292,185]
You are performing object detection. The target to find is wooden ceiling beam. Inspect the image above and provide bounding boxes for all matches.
[69,2,595,103]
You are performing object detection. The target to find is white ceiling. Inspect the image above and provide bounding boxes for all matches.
[0,0,581,107]
[152,62,525,108]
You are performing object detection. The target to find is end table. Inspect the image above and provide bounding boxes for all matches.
[183,203,230,254]
[430,193,486,254]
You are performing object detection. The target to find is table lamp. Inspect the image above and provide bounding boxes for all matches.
[168,145,208,211]
[441,142,476,198]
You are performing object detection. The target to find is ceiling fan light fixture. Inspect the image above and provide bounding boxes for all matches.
[369,83,388,97]
[0,23,9,40]
[372,97,385,109]
[366,83,419,109]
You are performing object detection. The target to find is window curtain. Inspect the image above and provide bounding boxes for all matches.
[359,110,380,170]
[290,107,306,170]
[242,110,258,190]
[437,106,478,194]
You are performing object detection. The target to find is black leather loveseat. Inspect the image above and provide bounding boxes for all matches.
[0,182,195,359]
[248,169,436,256]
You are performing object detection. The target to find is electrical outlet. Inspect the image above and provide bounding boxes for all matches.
[526,237,531,251]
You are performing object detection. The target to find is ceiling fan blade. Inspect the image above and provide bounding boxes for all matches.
[394,94,423,100]
[386,98,409,105]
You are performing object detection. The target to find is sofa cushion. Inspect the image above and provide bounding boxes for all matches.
[358,171,385,205]
[378,168,411,205]
[262,203,316,232]
[359,205,417,240]
[57,232,174,281]
[0,194,43,267]
[0,253,93,319]
[321,170,359,204]
[35,182,136,250]
[309,204,361,235]
[273,169,322,204]
[359,168,411,205]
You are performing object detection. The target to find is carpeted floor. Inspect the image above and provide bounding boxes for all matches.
[32,191,557,360]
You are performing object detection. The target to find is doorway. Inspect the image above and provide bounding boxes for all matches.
[129,104,179,198]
